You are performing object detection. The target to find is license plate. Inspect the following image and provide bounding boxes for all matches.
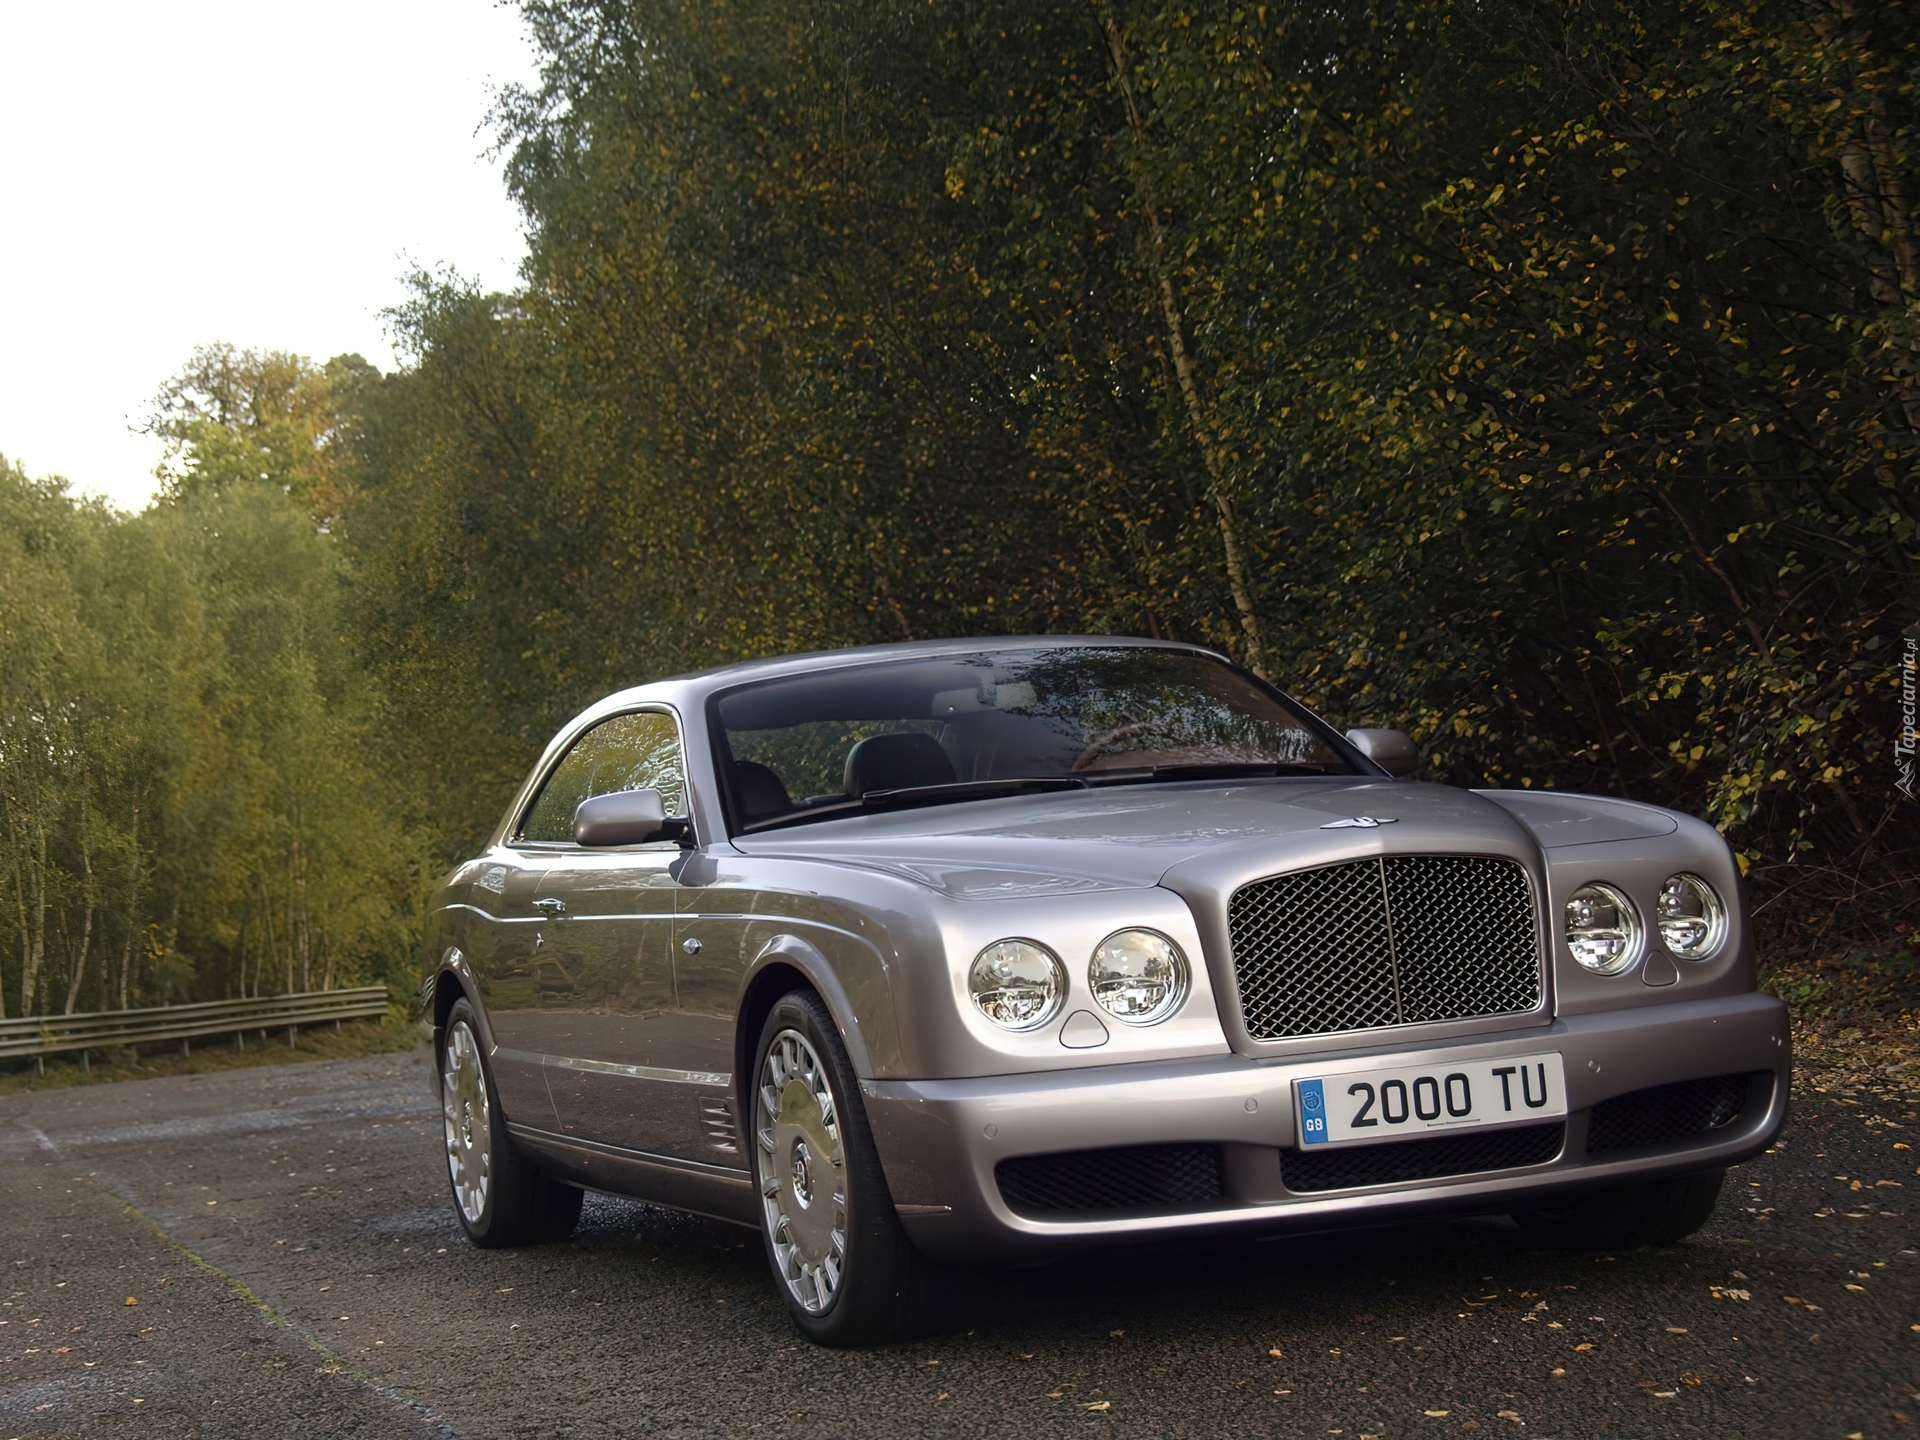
[1294,1052,1567,1148]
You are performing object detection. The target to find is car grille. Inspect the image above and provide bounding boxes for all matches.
[1228,855,1541,1041]
[1586,1073,1750,1154]
[1281,1121,1565,1193]
[996,1144,1226,1216]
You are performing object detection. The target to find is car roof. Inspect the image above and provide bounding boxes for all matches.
[626,634,1227,702]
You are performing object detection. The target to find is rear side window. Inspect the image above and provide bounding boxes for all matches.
[519,710,687,843]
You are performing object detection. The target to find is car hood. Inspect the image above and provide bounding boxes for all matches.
[730,778,1637,899]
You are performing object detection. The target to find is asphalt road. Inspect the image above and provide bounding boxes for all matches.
[1,1050,1914,1440]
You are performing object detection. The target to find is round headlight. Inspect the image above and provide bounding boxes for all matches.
[1089,929,1188,1024]
[1564,882,1643,975]
[1657,873,1727,960]
[969,939,1066,1030]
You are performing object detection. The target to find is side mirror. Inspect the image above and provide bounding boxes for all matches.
[573,788,690,846]
[1345,728,1418,778]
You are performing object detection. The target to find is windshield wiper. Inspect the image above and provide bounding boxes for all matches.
[1084,761,1335,785]
[738,776,1090,835]
[857,776,1089,809]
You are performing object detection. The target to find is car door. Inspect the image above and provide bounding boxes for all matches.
[652,856,761,1163]
[462,854,560,1127]
[510,708,698,1154]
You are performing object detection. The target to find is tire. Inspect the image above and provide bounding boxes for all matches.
[749,988,938,1345]
[1510,1169,1725,1250]
[440,998,583,1247]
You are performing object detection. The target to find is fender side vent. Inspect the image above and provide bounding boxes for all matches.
[1587,1073,1750,1154]
[1281,1121,1565,1193]
[997,1143,1226,1216]
[699,1096,739,1155]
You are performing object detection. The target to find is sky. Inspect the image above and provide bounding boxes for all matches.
[0,1,540,512]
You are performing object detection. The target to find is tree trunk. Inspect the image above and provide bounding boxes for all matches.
[63,812,95,1014]
[1094,3,1270,678]
[62,895,92,1015]
[24,825,47,1016]
[0,810,21,1023]
[119,802,140,1010]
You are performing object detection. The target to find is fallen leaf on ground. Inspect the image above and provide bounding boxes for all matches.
[1268,1348,1283,1358]
[1082,1400,1111,1412]
[1424,1410,1450,1417]
[1665,1327,1688,1335]
[1109,1330,1124,1337]
[1573,1343,1594,1352]
[1497,1411,1522,1422]
[1682,1372,1702,1386]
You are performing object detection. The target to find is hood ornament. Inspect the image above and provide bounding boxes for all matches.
[1320,815,1400,829]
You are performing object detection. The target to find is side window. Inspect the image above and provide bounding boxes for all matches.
[519,711,688,843]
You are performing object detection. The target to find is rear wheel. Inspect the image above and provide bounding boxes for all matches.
[441,998,582,1247]
[750,989,937,1345]
[1510,1169,1725,1249]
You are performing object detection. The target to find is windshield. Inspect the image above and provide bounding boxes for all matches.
[711,645,1358,832]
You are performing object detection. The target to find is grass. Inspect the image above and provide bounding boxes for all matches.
[0,1009,419,1096]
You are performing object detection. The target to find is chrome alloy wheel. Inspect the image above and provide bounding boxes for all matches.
[755,1028,848,1314]
[442,1019,492,1225]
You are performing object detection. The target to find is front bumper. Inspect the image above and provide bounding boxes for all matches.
[861,991,1789,1264]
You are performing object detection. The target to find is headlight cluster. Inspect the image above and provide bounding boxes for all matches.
[1563,873,1728,973]
[969,929,1187,1030]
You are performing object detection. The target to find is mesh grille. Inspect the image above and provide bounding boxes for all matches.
[1281,1122,1565,1193]
[1587,1073,1749,1154]
[1229,855,1540,1040]
[996,1144,1226,1215]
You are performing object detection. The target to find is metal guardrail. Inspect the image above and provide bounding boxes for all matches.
[0,987,391,1066]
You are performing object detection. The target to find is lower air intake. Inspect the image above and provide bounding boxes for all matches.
[1281,1122,1565,1193]
[1586,1073,1750,1154]
[997,1144,1226,1215]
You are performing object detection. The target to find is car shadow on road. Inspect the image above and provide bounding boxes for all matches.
[559,1188,1695,1347]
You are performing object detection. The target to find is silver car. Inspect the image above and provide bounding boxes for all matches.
[422,637,1789,1344]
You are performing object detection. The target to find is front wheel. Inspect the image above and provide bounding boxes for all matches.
[1510,1169,1725,1249]
[441,998,582,1247]
[750,989,937,1345]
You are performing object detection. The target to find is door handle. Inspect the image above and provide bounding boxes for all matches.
[532,898,567,916]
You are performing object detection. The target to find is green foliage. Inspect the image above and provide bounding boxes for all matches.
[7,0,1915,1013]
[0,350,417,1015]
[344,0,1912,914]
